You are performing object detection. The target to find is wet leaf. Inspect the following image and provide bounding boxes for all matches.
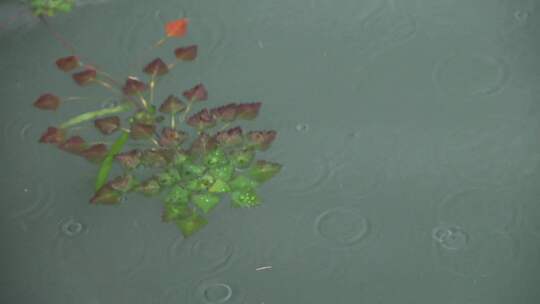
[181,162,206,178]
[135,178,161,196]
[122,77,147,95]
[172,150,190,167]
[141,149,170,167]
[186,108,216,131]
[209,164,234,181]
[72,69,97,86]
[203,149,228,167]
[162,204,193,222]
[192,193,220,213]
[115,149,142,170]
[55,56,79,72]
[157,168,182,187]
[246,130,277,151]
[176,213,208,238]
[229,175,259,191]
[214,126,243,147]
[159,95,186,113]
[143,58,169,76]
[94,116,120,135]
[190,132,217,155]
[247,160,282,183]
[230,148,255,168]
[80,144,108,163]
[165,18,189,37]
[39,127,65,144]
[230,188,260,208]
[159,127,188,147]
[236,102,262,120]
[210,103,237,122]
[109,174,138,192]
[164,185,190,205]
[95,131,129,190]
[130,122,156,140]
[183,83,208,102]
[174,45,197,61]
[59,135,86,154]
[33,93,60,110]
[208,179,231,193]
[90,184,122,205]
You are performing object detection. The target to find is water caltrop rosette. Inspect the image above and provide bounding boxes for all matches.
[34,18,282,237]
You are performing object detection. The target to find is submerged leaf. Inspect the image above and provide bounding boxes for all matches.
[39,127,65,144]
[159,95,186,113]
[59,135,86,153]
[90,184,122,205]
[94,116,120,135]
[183,83,208,102]
[72,69,97,86]
[248,160,282,183]
[55,56,79,72]
[143,58,169,76]
[33,93,60,110]
[176,213,207,238]
[162,204,193,222]
[174,45,197,60]
[165,18,189,37]
[236,102,262,120]
[192,193,220,213]
[80,144,108,163]
[164,185,190,205]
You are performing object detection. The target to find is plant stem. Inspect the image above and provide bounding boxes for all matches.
[59,102,133,129]
[137,92,149,109]
[149,73,157,105]
[181,101,193,122]
[171,114,176,129]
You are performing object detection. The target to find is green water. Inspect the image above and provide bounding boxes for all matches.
[1,0,539,303]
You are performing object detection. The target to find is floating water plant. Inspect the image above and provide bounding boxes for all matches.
[27,0,75,17]
[35,18,281,237]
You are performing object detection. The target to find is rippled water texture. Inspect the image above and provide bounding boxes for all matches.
[1,0,539,303]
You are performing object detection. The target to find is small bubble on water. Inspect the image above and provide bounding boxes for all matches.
[514,10,528,22]
[296,123,309,132]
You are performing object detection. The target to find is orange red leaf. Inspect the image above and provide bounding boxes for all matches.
[165,18,189,37]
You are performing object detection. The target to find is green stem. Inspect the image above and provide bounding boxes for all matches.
[95,131,130,190]
[59,102,133,129]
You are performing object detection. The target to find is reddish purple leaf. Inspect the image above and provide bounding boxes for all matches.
[174,45,198,61]
[183,83,208,102]
[59,136,87,154]
[115,149,142,170]
[236,102,261,120]
[122,77,147,95]
[39,127,65,144]
[159,95,186,113]
[246,130,277,151]
[80,144,108,163]
[94,116,120,135]
[55,56,80,72]
[130,122,156,140]
[135,177,161,196]
[33,93,61,111]
[159,127,188,147]
[109,175,137,192]
[210,103,238,122]
[190,132,217,154]
[215,126,243,147]
[143,58,169,76]
[141,149,170,167]
[186,108,216,130]
[72,69,97,86]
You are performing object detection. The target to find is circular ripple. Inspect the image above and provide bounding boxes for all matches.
[433,52,508,98]
[2,114,42,162]
[54,216,147,279]
[432,224,469,250]
[437,188,520,234]
[168,233,234,275]
[432,228,519,278]
[315,207,370,247]
[189,277,244,304]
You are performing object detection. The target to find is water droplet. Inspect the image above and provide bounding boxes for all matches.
[295,123,309,132]
[315,207,370,247]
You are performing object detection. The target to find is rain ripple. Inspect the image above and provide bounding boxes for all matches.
[53,216,148,279]
[186,276,245,304]
[1,114,42,163]
[167,233,235,276]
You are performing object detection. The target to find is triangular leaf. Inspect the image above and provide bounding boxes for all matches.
[192,193,220,213]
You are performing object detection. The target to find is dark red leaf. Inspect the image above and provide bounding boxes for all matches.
[182,83,207,102]
[174,45,197,61]
[33,93,60,111]
[187,108,216,130]
[159,95,186,113]
[190,132,217,155]
[210,103,238,122]
[159,127,188,147]
[80,144,108,163]
[72,69,97,86]
[122,77,147,95]
[94,116,120,135]
[55,56,80,72]
[215,126,243,147]
[143,58,169,76]
[130,122,156,140]
[90,184,122,204]
[246,130,277,151]
[236,102,262,120]
[39,127,65,144]
[59,136,87,154]
[115,149,142,170]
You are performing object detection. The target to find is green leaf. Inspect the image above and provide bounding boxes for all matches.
[229,175,259,191]
[192,193,220,213]
[181,162,206,178]
[230,148,255,169]
[157,168,181,187]
[247,160,282,183]
[176,214,208,237]
[135,178,161,196]
[185,174,214,192]
[204,149,228,167]
[208,179,230,193]
[60,102,132,129]
[95,131,129,191]
[230,188,260,207]
[162,204,193,222]
[164,185,190,205]
[209,164,234,181]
